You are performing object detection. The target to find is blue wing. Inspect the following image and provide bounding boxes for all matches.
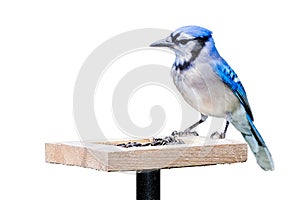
[213,60,254,121]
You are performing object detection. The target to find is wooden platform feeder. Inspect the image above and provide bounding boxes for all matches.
[45,136,247,200]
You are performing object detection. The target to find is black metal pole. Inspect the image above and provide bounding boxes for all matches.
[136,169,160,200]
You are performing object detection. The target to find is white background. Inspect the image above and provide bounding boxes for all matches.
[1,0,299,199]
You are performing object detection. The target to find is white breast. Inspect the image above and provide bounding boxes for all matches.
[171,63,240,117]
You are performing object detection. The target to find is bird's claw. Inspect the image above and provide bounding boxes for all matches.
[210,131,226,139]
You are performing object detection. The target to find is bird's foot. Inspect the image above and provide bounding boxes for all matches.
[171,130,199,137]
[210,131,226,139]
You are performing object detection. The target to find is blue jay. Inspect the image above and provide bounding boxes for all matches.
[150,26,274,171]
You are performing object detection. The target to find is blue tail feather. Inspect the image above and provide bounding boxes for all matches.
[241,115,274,171]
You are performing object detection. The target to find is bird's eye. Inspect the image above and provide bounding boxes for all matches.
[171,33,180,44]
[179,39,189,45]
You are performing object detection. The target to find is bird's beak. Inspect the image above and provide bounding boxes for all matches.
[150,36,174,48]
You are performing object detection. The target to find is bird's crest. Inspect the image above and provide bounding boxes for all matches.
[173,26,212,39]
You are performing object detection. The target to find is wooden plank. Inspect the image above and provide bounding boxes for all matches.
[45,136,247,172]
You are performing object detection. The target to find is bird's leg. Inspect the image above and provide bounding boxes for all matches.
[210,120,229,139]
[172,114,208,137]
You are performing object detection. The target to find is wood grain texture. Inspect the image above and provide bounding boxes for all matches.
[45,136,247,172]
